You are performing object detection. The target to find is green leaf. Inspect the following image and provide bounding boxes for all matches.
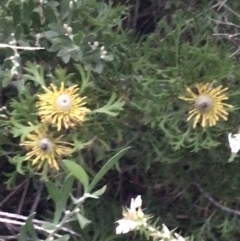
[63,160,89,191]
[19,213,38,241]
[228,153,237,163]
[22,1,35,24]
[16,156,26,175]
[48,23,65,34]
[61,54,71,64]
[57,49,68,57]
[47,1,59,8]
[2,72,12,88]
[76,213,92,229]
[75,64,92,94]
[92,93,125,116]
[41,221,56,231]
[23,62,45,86]
[91,185,107,197]
[54,176,74,223]
[45,181,59,204]
[11,3,21,26]
[54,235,70,241]
[102,54,114,62]
[88,147,130,192]
[94,63,104,74]
[18,40,30,47]
[49,44,62,52]
[44,30,59,39]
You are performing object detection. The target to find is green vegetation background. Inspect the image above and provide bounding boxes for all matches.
[1,0,240,240]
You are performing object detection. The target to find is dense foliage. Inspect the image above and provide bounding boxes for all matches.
[1,0,240,240]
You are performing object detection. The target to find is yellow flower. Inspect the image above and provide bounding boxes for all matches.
[179,82,232,128]
[20,123,73,170]
[36,82,91,131]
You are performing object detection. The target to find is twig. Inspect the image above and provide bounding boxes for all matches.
[217,1,240,19]
[0,211,80,236]
[30,181,44,214]
[210,18,240,29]
[0,43,44,50]
[45,193,90,241]
[0,217,62,238]
[17,180,29,214]
[0,180,27,207]
[217,0,228,11]
[132,0,139,31]
[194,182,240,216]
[0,235,19,240]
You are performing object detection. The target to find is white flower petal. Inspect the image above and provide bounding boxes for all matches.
[228,133,240,153]
[134,195,142,208]
[174,232,186,241]
[130,195,142,210]
[115,219,138,234]
[161,224,171,238]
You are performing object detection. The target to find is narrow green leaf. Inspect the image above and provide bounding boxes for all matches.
[75,64,91,94]
[63,160,89,191]
[19,213,38,240]
[2,72,12,88]
[91,93,125,116]
[19,225,27,241]
[54,176,74,223]
[88,147,130,192]
[41,221,56,230]
[23,62,45,86]
[55,235,70,241]
[44,30,59,39]
[15,155,26,175]
[48,22,65,34]
[61,54,71,64]
[76,213,91,229]
[45,181,59,204]
[91,185,107,197]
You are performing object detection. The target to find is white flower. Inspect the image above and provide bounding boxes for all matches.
[228,133,240,153]
[130,195,142,210]
[116,219,138,234]
[173,232,185,241]
[161,224,171,238]
[115,195,144,235]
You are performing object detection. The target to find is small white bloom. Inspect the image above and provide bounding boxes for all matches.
[115,195,144,235]
[130,195,142,210]
[174,232,185,241]
[93,41,99,48]
[116,219,138,234]
[36,33,42,40]
[63,23,68,29]
[161,224,171,238]
[67,27,72,33]
[228,133,240,153]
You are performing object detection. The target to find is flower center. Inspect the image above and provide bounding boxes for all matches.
[55,94,72,111]
[194,95,213,113]
[38,138,53,152]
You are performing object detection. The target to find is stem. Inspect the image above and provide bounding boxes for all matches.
[45,193,89,241]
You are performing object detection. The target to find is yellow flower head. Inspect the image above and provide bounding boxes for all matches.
[36,82,91,131]
[20,123,73,170]
[179,82,232,128]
